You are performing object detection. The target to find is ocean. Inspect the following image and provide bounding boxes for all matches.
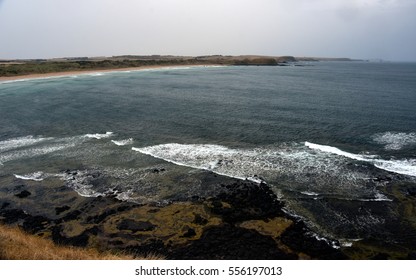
[1,62,416,251]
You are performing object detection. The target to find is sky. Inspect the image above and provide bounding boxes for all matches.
[1,0,416,61]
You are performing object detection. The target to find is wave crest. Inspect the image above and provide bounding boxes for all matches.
[14,171,47,181]
[0,136,54,153]
[111,138,133,146]
[84,132,114,139]
[133,142,389,201]
[305,141,416,177]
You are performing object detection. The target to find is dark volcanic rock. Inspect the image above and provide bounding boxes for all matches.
[55,205,71,215]
[280,221,346,260]
[22,215,49,233]
[1,202,10,209]
[151,168,166,174]
[181,228,196,238]
[86,209,117,224]
[117,219,156,233]
[407,187,416,197]
[210,181,284,223]
[57,210,82,223]
[15,190,31,198]
[0,208,29,224]
[51,225,89,247]
[1,174,352,260]
[170,224,297,260]
[0,208,50,234]
[193,214,208,225]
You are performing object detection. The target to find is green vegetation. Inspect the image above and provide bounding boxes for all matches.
[0,55,300,77]
[0,55,359,77]
[0,59,213,77]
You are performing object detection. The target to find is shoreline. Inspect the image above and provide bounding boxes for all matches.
[0,64,219,82]
[0,171,346,260]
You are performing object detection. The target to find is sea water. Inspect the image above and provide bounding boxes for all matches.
[1,62,415,246]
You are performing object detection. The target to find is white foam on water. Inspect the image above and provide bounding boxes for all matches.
[0,144,74,165]
[305,141,416,177]
[87,72,105,77]
[0,135,90,166]
[84,131,114,139]
[309,232,341,249]
[111,138,133,146]
[373,158,416,177]
[14,171,46,181]
[132,143,268,183]
[61,170,104,198]
[0,136,54,153]
[0,74,83,84]
[0,65,227,86]
[372,192,392,202]
[58,168,167,202]
[301,191,319,196]
[133,142,383,200]
[339,238,363,248]
[305,142,374,161]
[373,132,416,150]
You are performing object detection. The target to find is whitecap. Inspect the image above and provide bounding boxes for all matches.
[132,143,264,183]
[301,191,319,196]
[87,72,105,77]
[0,75,74,84]
[84,132,114,139]
[373,132,416,150]
[0,135,54,153]
[305,142,374,161]
[0,135,88,165]
[305,141,416,177]
[373,158,416,177]
[14,171,46,181]
[133,142,399,201]
[0,144,74,165]
[111,138,133,146]
[339,238,363,247]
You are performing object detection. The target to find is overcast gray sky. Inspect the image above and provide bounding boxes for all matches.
[1,0,415,61]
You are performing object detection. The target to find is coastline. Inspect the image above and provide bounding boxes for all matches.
[2,61,415,260]
[0,64,218,82]
[0,170,345,260]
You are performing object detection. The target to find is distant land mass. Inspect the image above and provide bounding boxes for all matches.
[0,55,361,77]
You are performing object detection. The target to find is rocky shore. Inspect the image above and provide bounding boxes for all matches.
[0,170,346,260]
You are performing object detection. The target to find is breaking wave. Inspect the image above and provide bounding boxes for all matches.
[0,132,115,165]
[14,171,48,181]
[373,132,416,150]
[0,136,54,153]
[0,143,74,165]
[133,142,392,201]
[305,141,416,177]
[133,144,267,183]
[84,132,114,139]
[111,138,133,146]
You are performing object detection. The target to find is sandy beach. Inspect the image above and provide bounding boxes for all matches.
[0,64,215,82]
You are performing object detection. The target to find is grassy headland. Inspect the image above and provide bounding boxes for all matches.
[0,54,365,78]
[0,55,302,78]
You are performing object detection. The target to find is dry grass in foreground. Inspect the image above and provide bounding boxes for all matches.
[0,224,163,260]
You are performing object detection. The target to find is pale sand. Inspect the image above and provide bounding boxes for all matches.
[0,64,216,82]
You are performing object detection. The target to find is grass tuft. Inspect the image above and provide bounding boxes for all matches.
[0,224,163,260]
